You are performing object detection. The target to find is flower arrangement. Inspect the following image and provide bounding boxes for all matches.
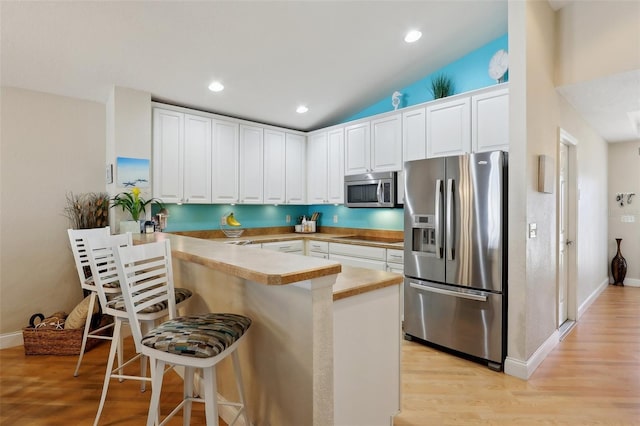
[63,192,110,229]
[111,187,163,221]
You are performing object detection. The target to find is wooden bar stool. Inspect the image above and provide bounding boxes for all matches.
[114,240,252,426]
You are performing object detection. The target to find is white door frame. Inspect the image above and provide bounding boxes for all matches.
[558,128,578,325]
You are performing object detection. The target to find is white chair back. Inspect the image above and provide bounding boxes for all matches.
[67,227,111,289]
[114,240,177,353]
[85,233,132,310]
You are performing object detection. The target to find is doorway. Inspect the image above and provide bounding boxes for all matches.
[558,128,578,338]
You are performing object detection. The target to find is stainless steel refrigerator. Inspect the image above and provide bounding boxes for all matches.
[403,151,507,370]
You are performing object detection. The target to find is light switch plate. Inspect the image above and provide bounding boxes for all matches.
[529,223,537,238]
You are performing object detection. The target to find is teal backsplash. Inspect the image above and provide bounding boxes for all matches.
[155,204,403,232]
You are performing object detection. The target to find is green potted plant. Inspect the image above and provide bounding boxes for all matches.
[430,73,455,99]
[111,187,163,233]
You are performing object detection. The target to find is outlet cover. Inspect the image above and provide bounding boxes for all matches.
[286,215,291,223]
[333,215,338,223]
[529,223,537,238]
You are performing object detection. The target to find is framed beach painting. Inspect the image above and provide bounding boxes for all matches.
[116,157,150,188]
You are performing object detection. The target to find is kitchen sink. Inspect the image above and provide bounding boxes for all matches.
[223,240,254,245]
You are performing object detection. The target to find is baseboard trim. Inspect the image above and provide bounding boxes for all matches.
[577,278,609,320]
[504,330,559,380]
[619,277,640,287]
[0,331,24,349]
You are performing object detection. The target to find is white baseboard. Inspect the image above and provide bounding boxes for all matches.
[504,329,559,380]
[620,277,640,287]
[0,331,24,349]
[577,278,609,320]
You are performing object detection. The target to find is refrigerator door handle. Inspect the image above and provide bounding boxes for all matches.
[409,282,488,302]
[435,179,443,259]
[446,178,455,260]
[376,180,383,203]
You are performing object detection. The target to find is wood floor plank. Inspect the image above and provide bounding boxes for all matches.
[1,285,638,425]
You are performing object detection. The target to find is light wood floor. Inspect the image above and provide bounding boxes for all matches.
[1,285,638,425]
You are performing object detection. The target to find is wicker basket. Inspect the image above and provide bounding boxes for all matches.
[22,316,112,356]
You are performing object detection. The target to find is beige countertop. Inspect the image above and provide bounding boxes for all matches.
[208,232,405,250]
[135,233,402,300]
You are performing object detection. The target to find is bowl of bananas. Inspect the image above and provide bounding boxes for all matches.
[221,212,244,238]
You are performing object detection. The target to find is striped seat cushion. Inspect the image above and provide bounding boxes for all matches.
[107,288,192,313]
[141,313,252,358]
[84,276,120,289]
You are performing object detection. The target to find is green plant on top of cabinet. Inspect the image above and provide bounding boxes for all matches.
[344,113,402,176]
[307,128,345,204]
[153,108,212,204]
[211,119,240,204]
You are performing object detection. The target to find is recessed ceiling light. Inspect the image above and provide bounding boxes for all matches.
[296,105,309,114]
[404,30,422,43]
[208,81,224,92]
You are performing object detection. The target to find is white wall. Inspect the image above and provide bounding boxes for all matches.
[608,141,640,286]
[555,0,640,86]
[0,87,105,337]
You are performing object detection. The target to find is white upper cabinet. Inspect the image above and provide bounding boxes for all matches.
[370,113,402,172]
[307,131,329,204]
[472,87,509,153]
[263,129,286,204]
[285,133,306,204]
[344,121,370,175]
[211,119,239,203]
[153,108,212,204]
[307,128,345,204]
[345,114,402,175]
[426,97,471,158]
[183,114,212,203]
[153,108,184,204]
[326,128,345,204]
[239,124,264,204]
[402,107,427,162]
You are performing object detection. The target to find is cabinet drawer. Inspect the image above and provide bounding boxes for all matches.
[307,240,329,253]
[329,243,386,261]
[329,254,386,270]
[386,249,404,264]
[308,251,329,259]
[262,240,304,253]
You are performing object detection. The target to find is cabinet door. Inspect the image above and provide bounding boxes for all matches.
[239,124,264,204]
[152,108,184,203]
[403,107,427,162]
[371,114,402,172]
[211,120,239,203]
[285,133,306,204]
[472,88,509,153]
[307,132,328,204]
[183,114,212,204]
[263,129,286,204]
[426,97,471,158]
[327,128,345,204]
[344,121,370,175]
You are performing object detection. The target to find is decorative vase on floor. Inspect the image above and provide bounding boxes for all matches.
[611,238,627,286]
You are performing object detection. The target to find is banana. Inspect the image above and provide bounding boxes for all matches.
[226,213,241,227]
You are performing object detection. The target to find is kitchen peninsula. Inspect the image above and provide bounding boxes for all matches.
[135,232,402,426]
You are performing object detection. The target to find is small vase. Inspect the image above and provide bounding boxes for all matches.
[611,238,627,286]
[120,220,142,234]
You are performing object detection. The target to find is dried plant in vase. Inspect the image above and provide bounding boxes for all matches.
[63,192,110,229]
[430,73,455,99]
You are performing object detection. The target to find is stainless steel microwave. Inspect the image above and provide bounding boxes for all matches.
[344,171,398,208]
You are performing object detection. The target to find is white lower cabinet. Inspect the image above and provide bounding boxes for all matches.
[262,240,304,255]
[328,243,387,271]
[385,249,404,273]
